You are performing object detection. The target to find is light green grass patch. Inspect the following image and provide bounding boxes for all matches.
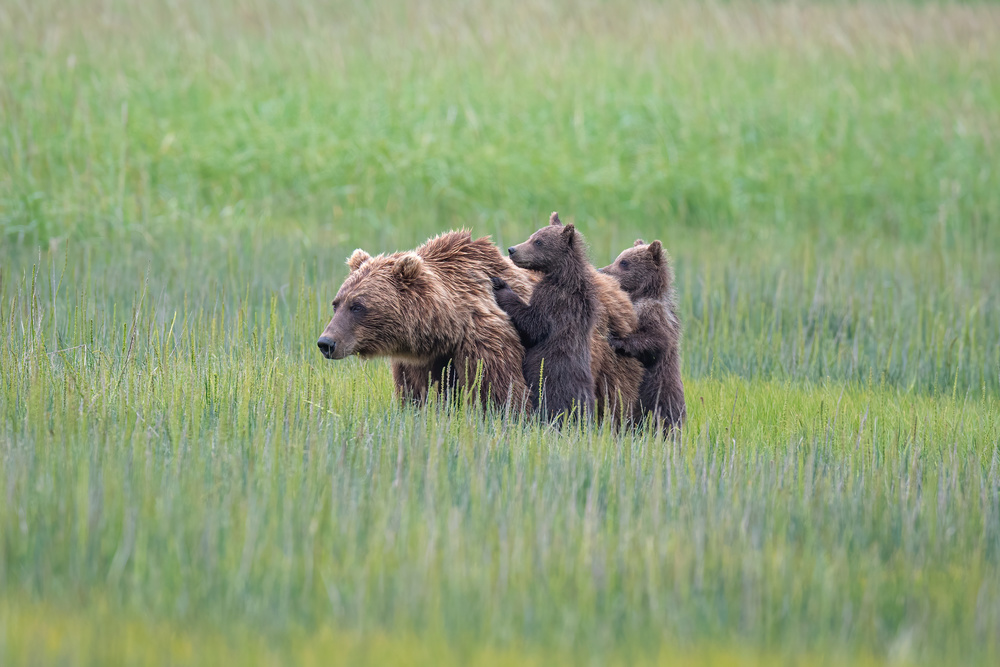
[1,597,913,667]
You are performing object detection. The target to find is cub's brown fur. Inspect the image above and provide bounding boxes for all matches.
[599,239,686,431]
[490,213,597,420]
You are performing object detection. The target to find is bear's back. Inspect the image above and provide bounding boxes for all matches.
[417,230,538,300]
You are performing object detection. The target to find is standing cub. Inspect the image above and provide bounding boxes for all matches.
[491,213,598,421]
[600,239,686,431]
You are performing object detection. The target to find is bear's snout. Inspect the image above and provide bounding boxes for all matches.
[317,336,337,359]
[507,246,517,256]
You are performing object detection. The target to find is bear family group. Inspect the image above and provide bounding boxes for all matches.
[317,212,686,433]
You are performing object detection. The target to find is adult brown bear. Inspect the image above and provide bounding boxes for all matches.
[317,230,642,421]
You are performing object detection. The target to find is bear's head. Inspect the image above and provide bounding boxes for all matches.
[317,248,431,360]
[506,212,585,273]
[599,239,671,300]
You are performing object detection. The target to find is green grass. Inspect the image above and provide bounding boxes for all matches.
[2,0,999,664]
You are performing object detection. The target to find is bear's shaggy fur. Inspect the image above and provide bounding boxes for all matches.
[490,213,598,420]
[590,269,645,426]
[317,229,643,421]
[318,231,537,409]
[599,239,686,431]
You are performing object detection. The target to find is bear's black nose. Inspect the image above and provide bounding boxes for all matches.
[317,336,337,358]
[507,246,517,256]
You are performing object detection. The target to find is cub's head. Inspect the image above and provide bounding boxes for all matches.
[506,212,583,273]
[317,248,426,360]
[599,239,671,300]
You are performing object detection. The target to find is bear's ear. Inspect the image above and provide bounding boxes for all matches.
[648,240,663,264]
[347,249,371,272]
[393,252,424,284]
[633,238,645,247]
[562,223,576,246]
[549,211,562,226]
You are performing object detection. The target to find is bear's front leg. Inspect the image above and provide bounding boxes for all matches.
[392,361,431,403]
[491,276,528,316]
[607,329,660,366]
[491,276,547,346]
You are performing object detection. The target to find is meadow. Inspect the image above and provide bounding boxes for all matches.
[2,0,999,664]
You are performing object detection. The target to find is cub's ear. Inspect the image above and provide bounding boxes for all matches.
[549,211,562,226]
[562,223,576,245]
[393,252,424,284]
[347,249,372,272]
[648,240,663,264]
[633,238,645,247]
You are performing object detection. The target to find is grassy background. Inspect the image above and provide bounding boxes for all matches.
[2,0,999,664]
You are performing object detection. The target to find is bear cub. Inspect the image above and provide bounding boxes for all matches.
[491,213,598,421]
[599,239,686,431]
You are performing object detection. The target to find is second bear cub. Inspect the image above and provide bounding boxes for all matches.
[599,239,686,431]
[491,213,598,420]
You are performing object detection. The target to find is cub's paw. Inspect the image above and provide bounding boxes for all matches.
[607,336,627,352]
[490,276,509,292]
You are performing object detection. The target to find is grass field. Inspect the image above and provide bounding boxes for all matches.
[2,0,1000,664]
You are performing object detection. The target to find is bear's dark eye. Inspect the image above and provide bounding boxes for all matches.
[534,239,543,247]
[620,260,630,269]
[331,300,339,312]
[350,303,365,314]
